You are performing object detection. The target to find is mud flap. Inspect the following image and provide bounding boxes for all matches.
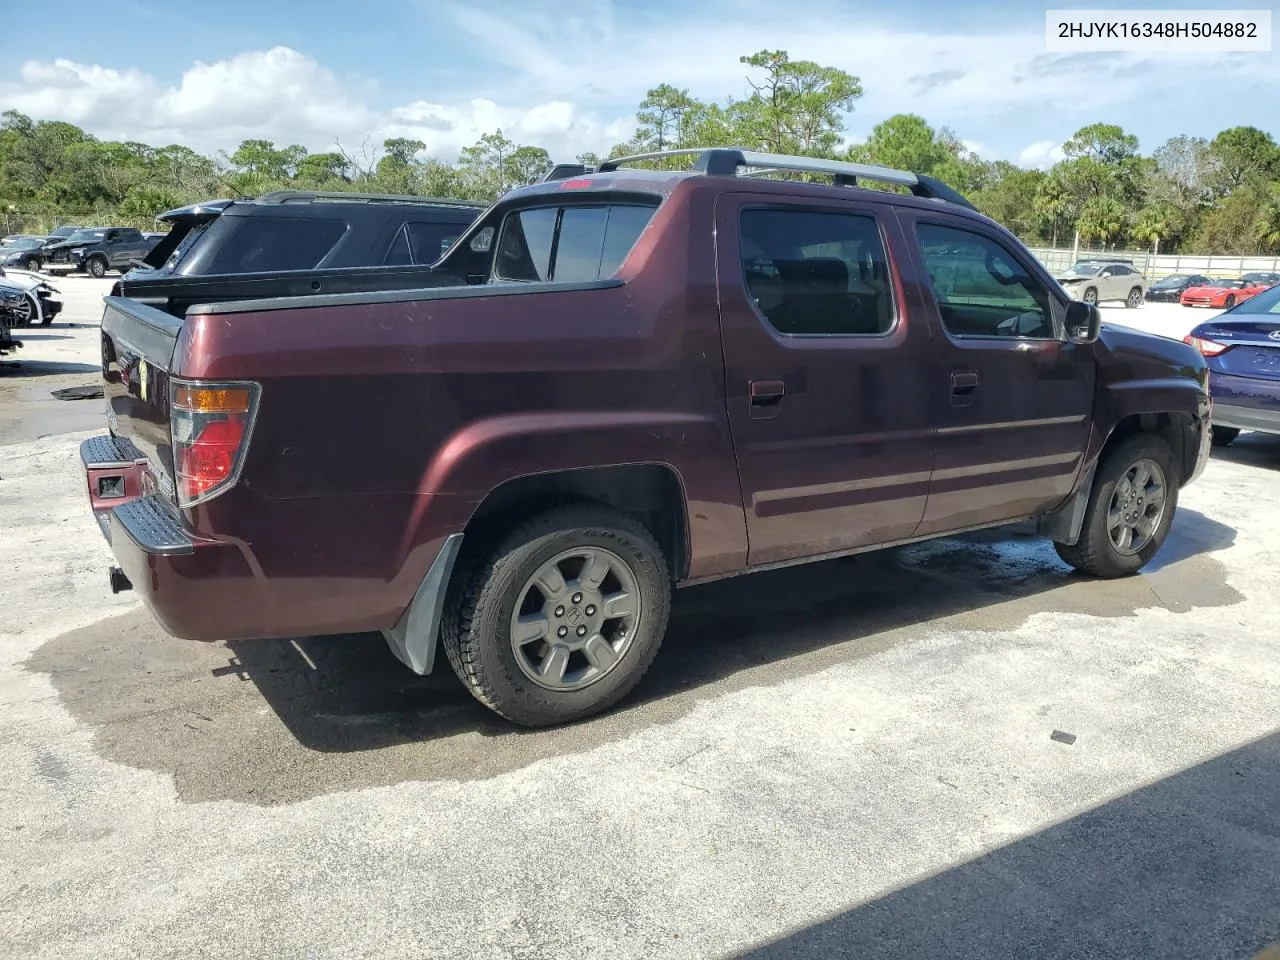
[381,533,464,675]
[1037,464,1096,547]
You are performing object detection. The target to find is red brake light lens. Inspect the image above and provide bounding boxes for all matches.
[1182,335,1230,357]
[171,379,259,507]
[559,178,593,190]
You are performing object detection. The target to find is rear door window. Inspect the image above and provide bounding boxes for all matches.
[495,203,656,283]
[738,207,897,336]
[206,218,347,274]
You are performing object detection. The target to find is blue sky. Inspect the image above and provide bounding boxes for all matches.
[4,0,1275,167]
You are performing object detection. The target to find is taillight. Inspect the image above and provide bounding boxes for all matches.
[170,378,259,507]
[1183,334,1230,357]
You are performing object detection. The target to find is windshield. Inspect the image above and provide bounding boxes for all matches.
[1205,278,1240,288]
[63,230,106,244]
[3,238,41,251]
[1152,275,1191,288]
[1066,262,1103,276]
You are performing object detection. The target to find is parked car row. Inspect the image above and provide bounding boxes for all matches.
[1052,259,1280,309]
[0,225,166,277]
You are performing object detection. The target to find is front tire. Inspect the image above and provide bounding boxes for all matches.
[1082,287,1099,306]
[9,294,34,327]
[1211,426,1240,447]
[1224,294,1236,308]
[23,256,41,272]
[87,256,107,279]
[441,504,671,727]
[1055,434,1179,578]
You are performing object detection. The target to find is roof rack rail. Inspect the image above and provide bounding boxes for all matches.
[596,147,977,211]
[253,190,488,209]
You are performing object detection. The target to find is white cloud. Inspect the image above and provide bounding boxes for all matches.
[1019,141,1066,169]
[0,47,631,163]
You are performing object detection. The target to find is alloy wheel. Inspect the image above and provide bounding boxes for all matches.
[1107,458,1168,555]
[509,546,641,692]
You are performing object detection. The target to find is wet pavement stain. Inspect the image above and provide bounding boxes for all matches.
[26,508,1241,806]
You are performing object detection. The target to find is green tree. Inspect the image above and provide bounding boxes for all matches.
[1076,195,1127,245]
[1253,186,1280,252]
[296,152,351,187]
[118,186,181,221]
[1208,126,1280,192]
[635,84,700,151]
[1191,181,1269,253]
[733,49,862,155]
[1131,202,1184,253]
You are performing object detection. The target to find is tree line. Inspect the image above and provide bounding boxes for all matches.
[2,49,1278,254]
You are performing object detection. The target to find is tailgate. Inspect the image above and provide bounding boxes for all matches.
[101,296,181,501]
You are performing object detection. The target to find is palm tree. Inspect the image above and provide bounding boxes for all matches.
[1132,203,1181,255]
[1077,196,1127,247]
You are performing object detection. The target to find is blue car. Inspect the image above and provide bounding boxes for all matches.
[1184,282,1280,446]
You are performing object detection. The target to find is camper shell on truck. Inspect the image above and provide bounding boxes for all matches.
[113,191,489,317]
[82,147,1211,727]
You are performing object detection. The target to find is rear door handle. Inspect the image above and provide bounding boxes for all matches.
[950,370,980,405]
[749,379,786,419]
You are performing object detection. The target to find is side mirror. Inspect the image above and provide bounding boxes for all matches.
[1065,300,1102,344]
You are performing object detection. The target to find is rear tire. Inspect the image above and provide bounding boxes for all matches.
[1054,433,1179,578]
[1126,287,1142,308]
[441,504,671,727]
[1211,426,1240,447]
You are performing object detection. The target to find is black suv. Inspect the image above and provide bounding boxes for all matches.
[118,191,487,317]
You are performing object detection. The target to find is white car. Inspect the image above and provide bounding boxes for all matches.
[1056,259,1146,308]
[0,268,63,326]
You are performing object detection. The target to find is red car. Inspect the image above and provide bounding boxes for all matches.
[1180,277,1269,308]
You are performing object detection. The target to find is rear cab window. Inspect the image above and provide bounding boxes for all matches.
[494,203,657,283]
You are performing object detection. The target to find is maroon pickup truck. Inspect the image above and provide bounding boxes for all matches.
[81,148,1212,727]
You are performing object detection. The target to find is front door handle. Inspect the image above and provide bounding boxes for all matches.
[950,370,980,406]
[749,379,786,419]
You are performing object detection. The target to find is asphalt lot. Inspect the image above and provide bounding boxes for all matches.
[3,279,1280,958]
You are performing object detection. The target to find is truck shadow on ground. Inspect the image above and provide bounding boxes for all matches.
[30,510,1239,806]
[1211,432,1280,471]
[733,729,1280,960]
[0,359,100,377]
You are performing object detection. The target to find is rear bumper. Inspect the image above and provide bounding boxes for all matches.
[1208,370,1280,434]
[80,433,470,645]
[1213,404,1280,434]
[81,435,260,640]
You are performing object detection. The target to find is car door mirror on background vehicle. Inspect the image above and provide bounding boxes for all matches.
[1064,300,1102,344]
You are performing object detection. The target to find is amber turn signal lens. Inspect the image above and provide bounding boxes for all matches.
[173,386,253,413]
